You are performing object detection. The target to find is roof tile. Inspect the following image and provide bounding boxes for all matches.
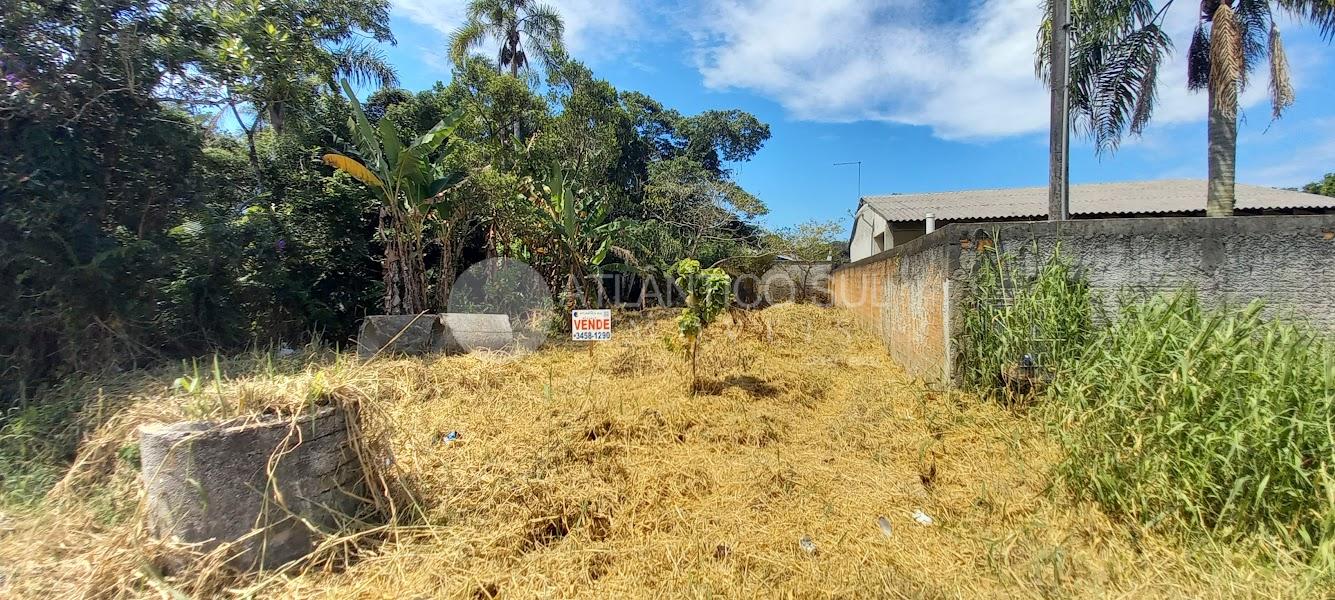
[861,180,1335,222]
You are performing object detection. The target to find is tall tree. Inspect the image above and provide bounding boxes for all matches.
[1037,1,1335,216]
[449,0,564,142]
[178,0,400,189]
[2,0,210,393]
[448,0,565,79]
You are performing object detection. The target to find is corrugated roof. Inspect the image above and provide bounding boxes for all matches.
[861,179,1335,222]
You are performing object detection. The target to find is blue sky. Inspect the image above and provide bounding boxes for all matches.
[379,0,1335,231]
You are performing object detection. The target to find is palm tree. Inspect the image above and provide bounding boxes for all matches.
[449,0,566,78]
[1037,1,1335,216]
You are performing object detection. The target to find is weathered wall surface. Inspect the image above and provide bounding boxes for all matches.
[832,234,954,381]
[833,215,1335,384]
[954,216,1335,329]
[140,407,363,570]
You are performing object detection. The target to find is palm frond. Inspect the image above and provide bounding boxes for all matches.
[1089,25,1170,151]
[333,42,399,89]
[1233,0,1272,90]
[1209,2,1244,115]
[1035,0,1054,82]
[522,2,566,45]
[323,153,384,188]
[1130,48,1159,136]
[1052,0,1170,153]
[1268,22,1296,121]
[1274,0,1335,41]
[1188,24,1212,91]
[449,21,488,66]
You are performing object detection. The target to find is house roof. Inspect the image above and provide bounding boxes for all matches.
[860,179,1335,223]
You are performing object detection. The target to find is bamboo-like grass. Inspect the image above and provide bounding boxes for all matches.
[959,243,1335,571]
[958,244,1095,405]
[1050,292,1335,569]
[0,304,1327,597]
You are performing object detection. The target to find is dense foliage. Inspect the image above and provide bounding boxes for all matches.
[958,246,1094,404]
[0,0,773,404]
[1052,292,1335,567]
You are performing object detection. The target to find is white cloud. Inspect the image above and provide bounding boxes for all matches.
[692,0,1048,139]
[391,0,638,59]
[690,0,1307,140]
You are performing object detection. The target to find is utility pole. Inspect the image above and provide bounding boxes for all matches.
[1048,0,1070,221]
[834,161,862,202]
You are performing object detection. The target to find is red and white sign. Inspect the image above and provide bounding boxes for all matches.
[571,309,612,341]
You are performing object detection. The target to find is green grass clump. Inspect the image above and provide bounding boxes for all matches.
[1048,291,1335,566]
[0,395,85,508]
[958,244,1094,404]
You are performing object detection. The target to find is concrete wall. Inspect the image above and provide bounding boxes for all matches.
[832,232,955,381]
[832,215,1335,384]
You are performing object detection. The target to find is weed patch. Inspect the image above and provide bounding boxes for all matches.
[961,248,1335,569]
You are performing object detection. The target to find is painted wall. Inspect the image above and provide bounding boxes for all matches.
[833,215,1335,384]
[849,206,885,262]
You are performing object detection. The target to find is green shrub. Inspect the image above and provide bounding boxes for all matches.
[1048,291,1335,565]
[672,258,733,392]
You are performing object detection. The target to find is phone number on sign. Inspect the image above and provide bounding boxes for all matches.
[572,331,611,341]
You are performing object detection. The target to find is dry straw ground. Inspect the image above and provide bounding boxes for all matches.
[0,304,1322,598]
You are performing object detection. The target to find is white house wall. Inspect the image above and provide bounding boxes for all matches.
[850,208,887,262]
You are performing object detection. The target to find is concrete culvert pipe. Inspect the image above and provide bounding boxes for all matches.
[356,314,442,358]
[433,313,514,353]
[139,406,364,571]
[356,313,515,358]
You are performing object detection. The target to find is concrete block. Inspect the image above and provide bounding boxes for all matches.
[139,407,363,571]
[434,313,514,353]
[356,314,441,358]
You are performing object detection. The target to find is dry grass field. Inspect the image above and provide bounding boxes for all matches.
[0,304,1322,598]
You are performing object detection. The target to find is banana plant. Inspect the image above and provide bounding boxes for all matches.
[528,168,625,309]
[322,79,466,314]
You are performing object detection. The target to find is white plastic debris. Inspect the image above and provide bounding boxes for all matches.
[877,516,894,539]
[911,509,934,526]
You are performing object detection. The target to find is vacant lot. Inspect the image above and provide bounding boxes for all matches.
[0,305,1320,598]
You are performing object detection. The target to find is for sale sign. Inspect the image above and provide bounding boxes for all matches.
[571,309,612,341]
